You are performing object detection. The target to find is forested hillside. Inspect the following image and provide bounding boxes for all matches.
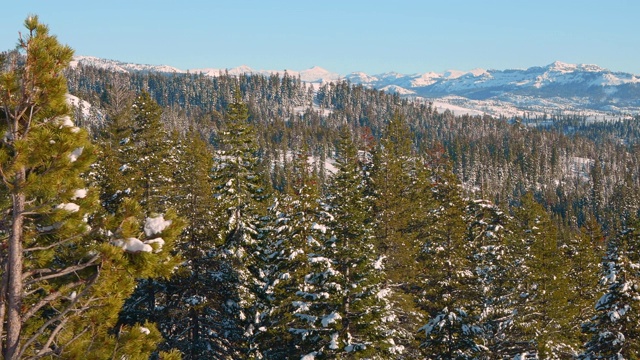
[66,61,640,233]
[3,18,640,360]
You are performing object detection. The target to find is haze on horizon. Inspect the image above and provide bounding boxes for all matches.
[2,0,639,76]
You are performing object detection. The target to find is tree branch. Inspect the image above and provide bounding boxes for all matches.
[24,232,85,252]
[23,253,100,285]
[21,279,84,323]
[18,272,100,359]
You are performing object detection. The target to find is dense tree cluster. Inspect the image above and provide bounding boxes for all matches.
[3,18,640,359]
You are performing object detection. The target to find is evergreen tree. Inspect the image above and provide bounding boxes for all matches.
[0,17,181,359]
[210,89,268,357]
[323,126,395,358]
[152,129,243,359]
[371,111,426,356]
[465,199,518,357]
[580,219,640,359]
[417,170,487,359]
[562,215,604,352]
[121,91,176,213]
[511,193,573,358]
[112,92,181,341]
[257,147,335,359]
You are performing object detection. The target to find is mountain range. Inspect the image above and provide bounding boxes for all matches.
[71,56,640,120]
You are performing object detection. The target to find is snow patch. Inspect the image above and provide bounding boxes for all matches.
[321,312,341,327]
[71,188,88,200]
[113,238,153,253]
[68,147,84,162]
[56,203,80,213]
[144,215,172,236]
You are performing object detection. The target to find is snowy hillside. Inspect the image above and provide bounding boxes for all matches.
[70,56,640,119]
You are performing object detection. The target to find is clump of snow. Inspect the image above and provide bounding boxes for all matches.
[373,255,386,270]
[329,332,339,350]
[144,238,165,253]
[71,188,88,200]
[387,338,405,354]
[113,238,153,253]
[144,215,172,236]
[300,352,317,360]
[59,116,74,127]
[56,203,80,213]
[139,326,150,335]
[57,114,80,133]
[376,288,392,300]
[311,222,327,233]
[68,147,84,162]
[321,312,342,327]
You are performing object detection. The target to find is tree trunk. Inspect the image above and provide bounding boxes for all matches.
[5,168,25,359]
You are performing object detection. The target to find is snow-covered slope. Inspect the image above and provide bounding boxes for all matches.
[70,56,640,119]
[70,56,183,74]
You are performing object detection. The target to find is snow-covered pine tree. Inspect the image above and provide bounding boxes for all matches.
[371,111,426,356]
[511,193,573,358]
[111,91,182,340]
[152,128,244,359]
[256,147,336,359]
[464,199,518,357]
[561,215,604,353]
[0,17,182,359]
[210,88,269,357]
[120,91,176,213]
[417,169,487,359]
[322,126,395,358]
[580,218,640,359]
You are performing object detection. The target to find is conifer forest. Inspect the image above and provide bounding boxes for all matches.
[3,17,640,360]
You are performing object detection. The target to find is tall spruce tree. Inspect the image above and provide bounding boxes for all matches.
[580,219,640,359]
[257,147,335,359]
[0,17,181,359]
[210,89,268,357]
[465,199,518,357]
[371,111,426,356]
[511,193,573,358]
[322,126,395,358]
[153,129,242,359]
[113,91,181,340]
[417,170,487,359]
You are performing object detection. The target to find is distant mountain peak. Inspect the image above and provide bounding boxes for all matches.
[69,55,640,118]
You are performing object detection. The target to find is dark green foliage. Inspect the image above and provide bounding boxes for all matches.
[0,17,182,359]
[580,220,640,359]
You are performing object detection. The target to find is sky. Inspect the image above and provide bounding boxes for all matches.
[2,0,639,76]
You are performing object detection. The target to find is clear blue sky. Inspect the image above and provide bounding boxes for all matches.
[2,0,639,75]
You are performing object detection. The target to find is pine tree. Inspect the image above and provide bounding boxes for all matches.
[120,91,176,213]
[511,193,573,358]
[0,17,182,359]
[322,126,395,358]
[257,147,335,359]
[465,199,518,357]
[417,170,487,359]
[210,89,268,357]
[370,111,426,356]
[112,92,181,341]
[154,129,240,359]
[580,219,640,359]
[562,215,604,353]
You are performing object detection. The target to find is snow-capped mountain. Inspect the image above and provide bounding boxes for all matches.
[70,56,640,119]
[349,61,640,118]
[70,56,183,74]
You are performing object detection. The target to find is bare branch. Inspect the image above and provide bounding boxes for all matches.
[18,272,100,359]
[21,279,84,323]
[24,232,85,252]
[23,253,100,285]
